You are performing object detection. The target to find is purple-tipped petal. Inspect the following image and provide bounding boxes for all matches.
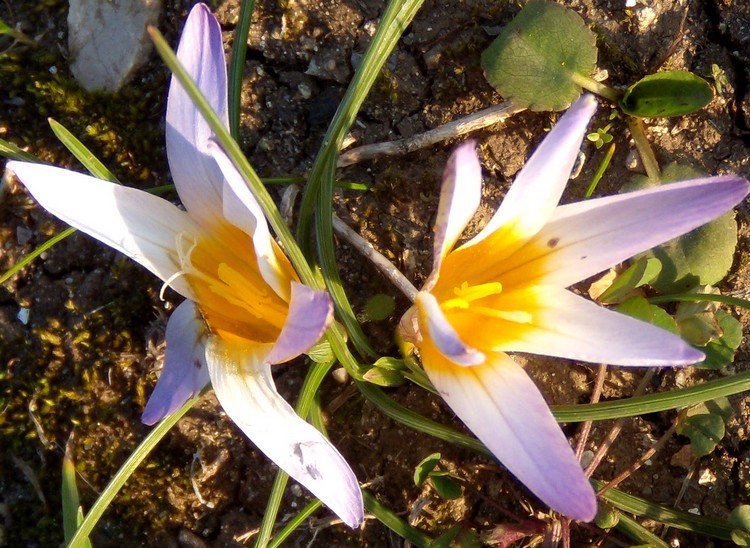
[498,286,704,366]
[426,142,482,289]
[415,291,485,366]
[166,3,229,230]
[206,140,291,301]
[464,95,597,249]
[6,161,200,299]
[142,301,210,425]
[424,353,596,521]
[205,338,364,527]
[266,282,333,365]
[500,175,750,288]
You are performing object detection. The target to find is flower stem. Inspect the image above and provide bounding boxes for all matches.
[627,116,661,181]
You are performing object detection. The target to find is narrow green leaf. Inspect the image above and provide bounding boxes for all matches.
[596,479,734,539]
[48,118,119,183]
[481,0,597,111]
[621,71,714,117]
[0,138,39,161]
[62,434,92,548]
[614,512,669,547]
[69,396,200,548]
[363,490,433,547]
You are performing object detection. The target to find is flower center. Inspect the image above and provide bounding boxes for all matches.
[166,227,289,342]
[441,281,532,324]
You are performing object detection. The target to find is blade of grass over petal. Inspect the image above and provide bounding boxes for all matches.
[0,138,38,161]
[149,26,367,380]
[69,396,200,548]
[228,0,256,138]
[552,370,750,422]
[48,118,119,183]
[254,360,336,548]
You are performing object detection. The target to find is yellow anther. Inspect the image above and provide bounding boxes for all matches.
[453,281,503,302]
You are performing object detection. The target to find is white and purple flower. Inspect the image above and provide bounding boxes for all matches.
[6,4,363,528]
[399,95,749,521]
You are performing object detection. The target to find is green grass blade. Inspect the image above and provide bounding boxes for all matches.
[48,118,118,182]
[0,138,38,161]
[62,435,92,548]
[595,479,734,539]
[266,499,323,548]
[228,0,256,138]
[68,396,199,548]
[614,512,670,547]
[650,292,750,309]
[0,226,76,284]
[363,490,433,547]
[357,381,490,456]
[552,370,750,422]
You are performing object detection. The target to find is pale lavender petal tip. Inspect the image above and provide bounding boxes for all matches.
[430,141,482,277]
[266,282,334,365]
[142,301,210,425]
[426,357,597,521]
[416,291,484,366]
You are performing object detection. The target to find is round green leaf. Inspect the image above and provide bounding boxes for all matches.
[481,0,597,111]
[676,412,725,458]
[621,71,714,118]
[414,453,442,486]
[364,293,396,321]
[696,310,742,370]
[430,475,463,500]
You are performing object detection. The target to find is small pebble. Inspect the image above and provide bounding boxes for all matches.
[17,307,30,325]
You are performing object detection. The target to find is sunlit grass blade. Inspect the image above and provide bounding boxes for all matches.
[585,142,615,198]
[296,0,425,359]
[62,434,92,548]
[595,479,734,539]
[68,396,200,548]
[553,369,750,422]
[0,226,76,284]
[228,0,256,139]
[254,360,335,548]
[48,118,119,183]
[357,381,490,456]
[0,138,38,161]
[363,490,433,547]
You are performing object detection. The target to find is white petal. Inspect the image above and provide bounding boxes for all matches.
[425,354,596,521]
[416,291,484,366]
[464,95,597,248]
[166,3,229,230]
[426,142,482,289]
[207,140,292,301]
[266,282,333,365]
[7,161,200,299]
[142,301,210,425]
[503,175,750,288]
[205,337,364,527]
[501,286,704,366]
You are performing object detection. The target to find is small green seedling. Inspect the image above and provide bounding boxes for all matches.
[414,453,462,500]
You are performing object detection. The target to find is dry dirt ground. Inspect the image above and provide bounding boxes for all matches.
[2,0,750,546]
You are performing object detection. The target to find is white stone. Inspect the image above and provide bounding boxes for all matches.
[68,0,161,92]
